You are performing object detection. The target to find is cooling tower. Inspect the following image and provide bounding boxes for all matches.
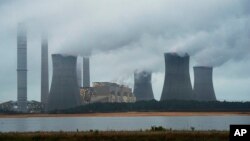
[17,23,27,112]
[133,70,154,101]
[160,53,193,101]
[193,66,216,101]
[47,54,80,111]
[41,33,49,104]
[83,57,90,87]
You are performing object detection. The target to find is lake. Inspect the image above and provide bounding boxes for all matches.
[0,116,249,132]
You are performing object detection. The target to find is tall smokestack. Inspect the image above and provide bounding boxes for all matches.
[47,54,80,111]
[133,70,154,101]
[17,23,27,112]
[160,53,193,101]
[193,66,217,101]
[41,33,49,105]
[83,57,90,87]
[77,57,82,87]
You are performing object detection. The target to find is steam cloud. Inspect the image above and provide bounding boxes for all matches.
[0,0,249,101]
[1,0,249,70]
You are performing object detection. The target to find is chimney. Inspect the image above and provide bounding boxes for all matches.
[41,33,49,105]
[83,57,90,87]
[77,57,82,87]
[17,23,27,112]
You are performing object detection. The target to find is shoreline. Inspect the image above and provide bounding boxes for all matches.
[0,111,250,118]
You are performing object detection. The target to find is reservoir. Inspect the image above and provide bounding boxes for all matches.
[0,115,249,132]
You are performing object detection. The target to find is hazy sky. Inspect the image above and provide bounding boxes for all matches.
[0,0,249,102]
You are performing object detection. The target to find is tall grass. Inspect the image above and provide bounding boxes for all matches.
[0,130,228,141]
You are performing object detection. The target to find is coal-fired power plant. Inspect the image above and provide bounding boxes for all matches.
[17,23,28,112]
[41,34,49,104]
[133,71,154,101]
[83,57,90,87]
[193,66,217,101]
[47,54,80,111]
[161,53,193,101]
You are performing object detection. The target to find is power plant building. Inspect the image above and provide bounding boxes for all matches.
[47,54,80,111]
[193,66,217,101]
[133,70,154,101]
[41,33,49,104]
[83,57,90,87]
[161,53,193,101]
[17,23,28,112]
[80,82,136,104]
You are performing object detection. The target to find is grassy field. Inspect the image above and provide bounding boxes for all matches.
[0,130,229,141]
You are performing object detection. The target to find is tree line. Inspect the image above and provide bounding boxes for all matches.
[50,100,250,114]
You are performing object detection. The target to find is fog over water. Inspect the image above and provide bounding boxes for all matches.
[0,0,249,102]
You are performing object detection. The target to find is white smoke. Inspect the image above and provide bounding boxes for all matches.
[0,0,250,101]
[0,0,248,69]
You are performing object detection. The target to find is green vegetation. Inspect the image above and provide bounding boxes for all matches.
[0,129,229,141]
[51,100,250,113]
[1,100,249,114]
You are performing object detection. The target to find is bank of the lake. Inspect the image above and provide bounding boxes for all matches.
[0,112,250,118]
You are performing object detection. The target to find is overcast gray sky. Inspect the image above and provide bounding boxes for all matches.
[0,0,249,102]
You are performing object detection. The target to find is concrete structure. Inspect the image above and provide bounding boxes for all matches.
[193,66,217,101]
[77,58,82,87]
[80,82,136,104]
[83,57,90,87]
[47,54,80,111]
[41,33,49,105]
[161,53,193,101]
[17,23,27,112]
[133,70,154,101]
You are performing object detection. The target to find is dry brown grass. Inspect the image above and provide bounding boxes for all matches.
[0,130,229,141]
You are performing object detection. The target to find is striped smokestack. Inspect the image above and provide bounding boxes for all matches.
[83,57,90,87]
[41,33,49,105]
[17,23,27,112]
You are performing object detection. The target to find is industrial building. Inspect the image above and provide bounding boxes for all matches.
[17,23,28,112]
[193,66,217,101]
[47,54,81,111]
[41,33,49,105]
[0,101,43,113]
[133,70,154,101]
[161,52,194,101]
[80,82,136,104]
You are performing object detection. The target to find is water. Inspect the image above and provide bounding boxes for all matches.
[0,116,249,132]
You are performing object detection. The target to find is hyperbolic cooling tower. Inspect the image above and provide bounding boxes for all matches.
[160,53,193,101]
[133,71,154,101]
[47,54,80,111]
[193,66,216,101]
[41,33,49,104]
[17,23,27,112]
[83,57,90,87]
